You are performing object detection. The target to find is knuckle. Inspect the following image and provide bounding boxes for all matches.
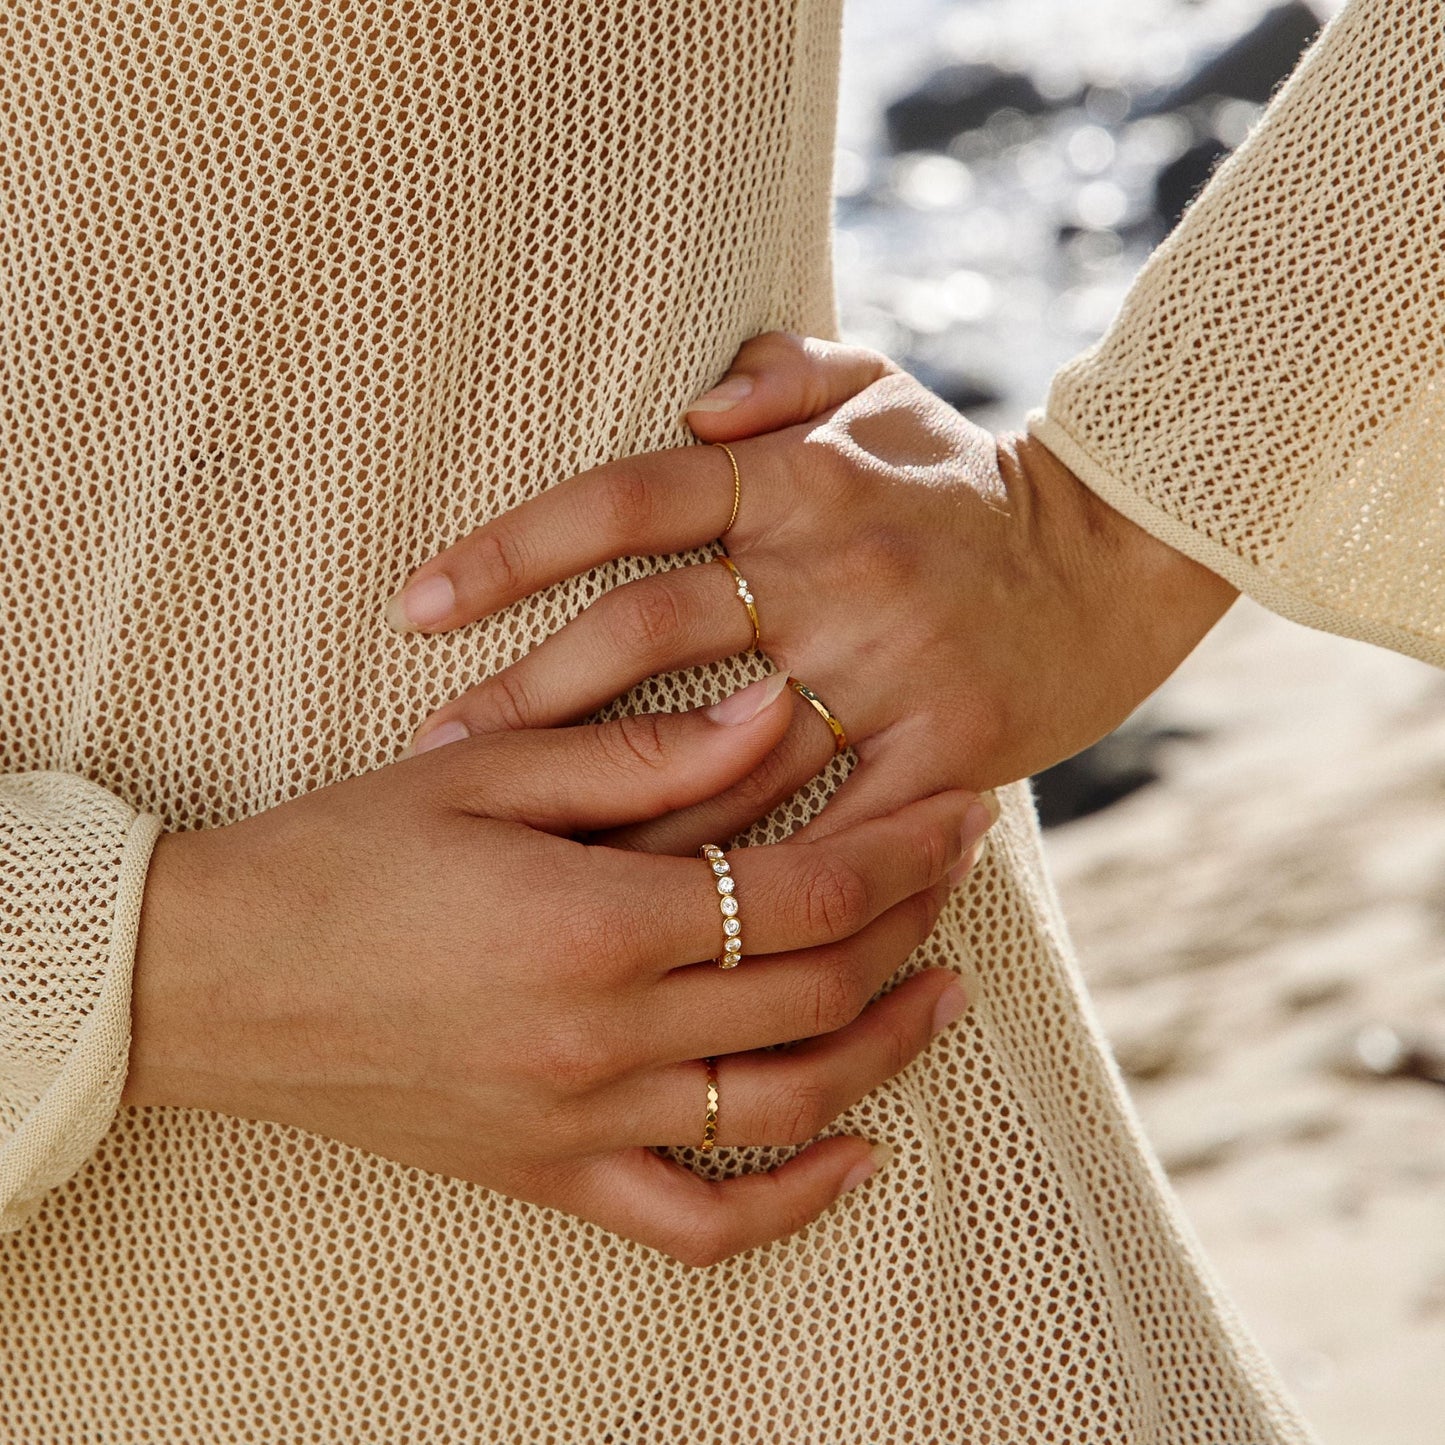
[531,1016,618,1095]
[802,963,867,1038]
[601,711,671,775]
[480,667,537,732]
[615,579,684,661]
[598,463,654,543]
[662,1213,735,1270]
[762,1074,836,1147]
[471,524,527,597]
[731,741,804,813]
[801,855,871,939]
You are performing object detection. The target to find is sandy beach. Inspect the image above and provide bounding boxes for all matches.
[1046,599,1445,1443]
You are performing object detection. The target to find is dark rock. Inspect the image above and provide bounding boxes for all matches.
[1142,1,1321,113]
[1032,725,1196,828]
[884,64,1063,154]
[1153,136,1230,230]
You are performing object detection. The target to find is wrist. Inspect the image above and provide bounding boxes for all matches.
[124,829,236,1111]
[1001,429,1237,692]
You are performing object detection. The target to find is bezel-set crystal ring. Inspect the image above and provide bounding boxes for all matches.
[716,555,761,653]
[698,842,743,968]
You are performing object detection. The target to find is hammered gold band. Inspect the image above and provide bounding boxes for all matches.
[700,1058,720,1153]
[789,678,848,755]
[698,842,743,968]
[717,555,761,654]
[712,442,741,536]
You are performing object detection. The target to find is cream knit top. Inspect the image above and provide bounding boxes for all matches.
[1,1,1427,1439]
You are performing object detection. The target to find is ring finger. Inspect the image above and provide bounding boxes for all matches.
[606,967,970,1148]
[647,885,949,1061]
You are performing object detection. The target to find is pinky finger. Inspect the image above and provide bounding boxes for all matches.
[565,1137,891,1268]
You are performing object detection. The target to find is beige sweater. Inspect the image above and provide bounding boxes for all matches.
[2,1,1423,1439]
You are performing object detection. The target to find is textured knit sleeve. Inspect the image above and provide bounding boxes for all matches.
[1029,0,1445,670]
[0,773,163,1232]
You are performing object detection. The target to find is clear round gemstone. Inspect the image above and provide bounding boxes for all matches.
[719,896,739,918]
[723,917,741,938]
[720,957,741,970]
[711,859,729,876]
[717,876,735,895]
[743,593,754,605]
[724,937,743,954]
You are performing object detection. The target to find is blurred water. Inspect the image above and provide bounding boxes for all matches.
[834,0,1339,428]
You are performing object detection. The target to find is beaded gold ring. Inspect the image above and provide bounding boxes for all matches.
[716,555,761,654]
[698,842,743,968]
[700,1058,720,1153]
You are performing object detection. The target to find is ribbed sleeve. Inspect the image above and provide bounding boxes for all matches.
[1031,0,1445,671]
[0,774,162,1232]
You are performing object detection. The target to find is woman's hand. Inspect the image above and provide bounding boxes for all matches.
[126,677,990,1266]
[385,332,1237,848]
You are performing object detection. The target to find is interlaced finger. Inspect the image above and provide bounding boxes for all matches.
[616,787,977,971]
[414,561,756,742]
[610,967,969,1148]
[599,702,835,856]
[644,886,951,1061]
[386,442,772,632]
[557,1135,890,1268]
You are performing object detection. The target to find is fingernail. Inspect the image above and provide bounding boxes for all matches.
[946,792,999,886]
[411,718,469,755]
[960,793,999,853]
[946,837,988,888]
[839,1142,893,1198]
[930,980,970,1035]
[684,374,755,415]
[384,573,455,631]
[705,672,790,726]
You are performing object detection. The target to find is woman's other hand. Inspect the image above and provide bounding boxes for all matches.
[386,332,1236,848]
[125,677,989,1266]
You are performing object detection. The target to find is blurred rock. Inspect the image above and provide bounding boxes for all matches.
[884,64,1066,154]
[1337,1023,1445,1086]
[1145,2,1321,112]
[1032,724,1194,828]
[904,356,1002,415]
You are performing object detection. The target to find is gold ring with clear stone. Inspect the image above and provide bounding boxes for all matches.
[698,842,743,968]
[716,555,760,654]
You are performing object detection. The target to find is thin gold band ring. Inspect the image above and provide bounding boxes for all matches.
[700,1058,720,1153]
[716,555,761,653]
[712,442,741,536]
[789,678,848,755]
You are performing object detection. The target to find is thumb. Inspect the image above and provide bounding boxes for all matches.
[441,672,796,833]
[681,331,898,441]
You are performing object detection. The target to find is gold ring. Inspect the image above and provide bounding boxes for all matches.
[698,842,743,968]
[700,1058,720,1152]
[789,678,848,755]
[716,555,761,654]
[712,442,741,536]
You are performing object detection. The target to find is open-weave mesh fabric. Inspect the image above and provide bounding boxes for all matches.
[0,1,1328,1440]
[1033,0,1445,674]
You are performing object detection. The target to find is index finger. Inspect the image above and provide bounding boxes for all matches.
[383,444,745,632]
